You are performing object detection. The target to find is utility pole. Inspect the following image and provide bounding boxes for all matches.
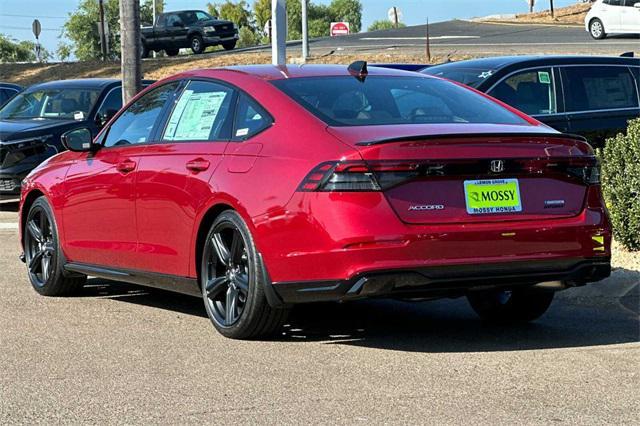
[152,0,157,58]
[272,0,286,65]
[393,7,399,28]
[425,18,431,63]
[98,0,107,61]
[550,0,555,18]
[120,0,142,103]
[301,0,309,61]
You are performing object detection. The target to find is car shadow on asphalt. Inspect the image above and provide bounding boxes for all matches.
[79,276,639,353]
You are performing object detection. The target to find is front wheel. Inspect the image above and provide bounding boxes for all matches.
[589,19,606,39]
[190,35,205,54]
[222,40,237,51]
[467,288,554,323]
[201,210,289,339]
[24,197,86,296]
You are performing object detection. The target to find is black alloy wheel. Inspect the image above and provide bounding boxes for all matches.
[190,35,205,54]
[201,210,289,339]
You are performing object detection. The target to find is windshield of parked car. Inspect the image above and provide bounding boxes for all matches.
[272,76,527,127]
[0,88,101,120]
[422,66,498,88]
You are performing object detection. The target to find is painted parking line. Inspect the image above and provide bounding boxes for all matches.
[0,223,18,230]
[360,36,481,41]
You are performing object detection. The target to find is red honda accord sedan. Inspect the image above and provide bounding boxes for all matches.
[19,63,611,339]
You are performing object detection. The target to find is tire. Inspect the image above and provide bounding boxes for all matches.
[201,210,289,339]
[467,288,554,323]
[23,197,86,296]
[222,40,237,51]
[190,35,205,54]
[589,19,606,40]
[165,48,179,57]
[141,44,150,59]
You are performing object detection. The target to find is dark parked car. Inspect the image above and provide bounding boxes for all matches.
[422,55,640,147]
[0,83,22,106]
[141,10,239,56]
[0,78,152,195]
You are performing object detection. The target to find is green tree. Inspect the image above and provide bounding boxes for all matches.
[253,0,271,32]
[62,0,163,61]
[329,0,362,33]
[208,1,254,29]
[368,20,406,32]
[308,3,332,38]
[0,35,50,63]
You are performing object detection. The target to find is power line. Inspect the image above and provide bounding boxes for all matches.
[1,26,61,32]
[0,13,67,19]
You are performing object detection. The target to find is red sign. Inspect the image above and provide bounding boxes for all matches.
[330,22,350,37]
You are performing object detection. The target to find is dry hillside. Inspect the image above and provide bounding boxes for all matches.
[513,2,591,25]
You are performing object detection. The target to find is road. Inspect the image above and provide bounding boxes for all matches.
[191,20,639,60]
[0,205,638,424]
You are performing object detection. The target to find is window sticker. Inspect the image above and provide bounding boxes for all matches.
[538,71,551,84]
[235,128,249,137]
[478,70,493,79]
[164,90,227,141]
[74,111,84,120]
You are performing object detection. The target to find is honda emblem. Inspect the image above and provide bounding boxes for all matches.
[490,160,505,173]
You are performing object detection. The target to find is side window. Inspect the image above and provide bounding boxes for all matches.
[562,66,639,112]
[96,87,122,119]
[488,68,557,115]
[232,94,272,140]
[163,80,234,142]
[166,14,182,27]
[104,83,178,147]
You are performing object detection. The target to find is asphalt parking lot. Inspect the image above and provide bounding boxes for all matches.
[0,205,638,424]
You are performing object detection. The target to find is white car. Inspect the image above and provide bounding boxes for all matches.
[585,0,640,39]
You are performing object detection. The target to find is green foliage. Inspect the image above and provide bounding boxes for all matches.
[208,1,253,28]
[253,0,271,32]
[368,20,406,32]
[62,0,163,61]
[56,42,72,62]
[0,34,49,63]
[600,118,640,251]
[237,26,259,47]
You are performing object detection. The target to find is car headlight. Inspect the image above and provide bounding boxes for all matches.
[203,26,216,32]
[233,24,238,30]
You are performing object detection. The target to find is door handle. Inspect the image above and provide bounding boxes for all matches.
[116,159,137,173]
[186,158,210,173]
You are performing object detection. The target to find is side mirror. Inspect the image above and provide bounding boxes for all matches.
[61,128,97,152]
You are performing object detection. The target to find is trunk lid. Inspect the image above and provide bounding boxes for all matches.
[327,124,596,225]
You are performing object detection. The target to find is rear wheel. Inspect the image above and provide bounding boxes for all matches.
[201,211,289,339]
[24,197,86,296]
[589,18,606,39]
[141,44,150,58]
[165,48,179,56]
[467,288,554,323]
[190,35,205,54]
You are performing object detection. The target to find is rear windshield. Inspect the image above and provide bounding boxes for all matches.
[422,66,497,88]
[272,76,526,127]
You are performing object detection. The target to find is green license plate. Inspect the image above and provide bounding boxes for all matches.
[464,178,522,214]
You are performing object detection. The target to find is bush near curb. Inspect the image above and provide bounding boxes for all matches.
[599,118,640,251]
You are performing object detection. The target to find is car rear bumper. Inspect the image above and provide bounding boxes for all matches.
[271,257,611,304]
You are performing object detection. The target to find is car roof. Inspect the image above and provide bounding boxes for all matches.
[179,64,424,81]
[0,82,22,90]
[428,55,639,71]
[24,78,155,92]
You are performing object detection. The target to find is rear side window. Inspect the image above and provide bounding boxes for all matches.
[0,88,18,106]
[272,76,527,127]
[104,83,178,147]
[562,66,639,112]
[232,94,272,140]
[488,68,557,115]
[96,87,122,118]
[163,80,234,142]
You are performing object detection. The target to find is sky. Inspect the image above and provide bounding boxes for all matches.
[0,0,580,59]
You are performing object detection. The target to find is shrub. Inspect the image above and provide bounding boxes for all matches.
[368,20,406,32]
[237,26,259,48]
[600,118,640,251]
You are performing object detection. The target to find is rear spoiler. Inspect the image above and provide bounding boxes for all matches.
[356,132,588,147]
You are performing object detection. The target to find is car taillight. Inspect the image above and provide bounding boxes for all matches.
[566,163,600,185]
[297,161,422,192]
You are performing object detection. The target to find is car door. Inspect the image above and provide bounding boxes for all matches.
[561,65,640,147]
[134,79,236,277]
[486,67,569,132]
[62,82,179,269]
[602,0,624,31]
[621,0,640,31]
[165,13,185,47]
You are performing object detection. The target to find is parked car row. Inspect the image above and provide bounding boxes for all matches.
[14,58,615,339]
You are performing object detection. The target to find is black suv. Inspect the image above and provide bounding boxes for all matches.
[423,55,640,147]
[141,10,239,56]
[0,78,152,195]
